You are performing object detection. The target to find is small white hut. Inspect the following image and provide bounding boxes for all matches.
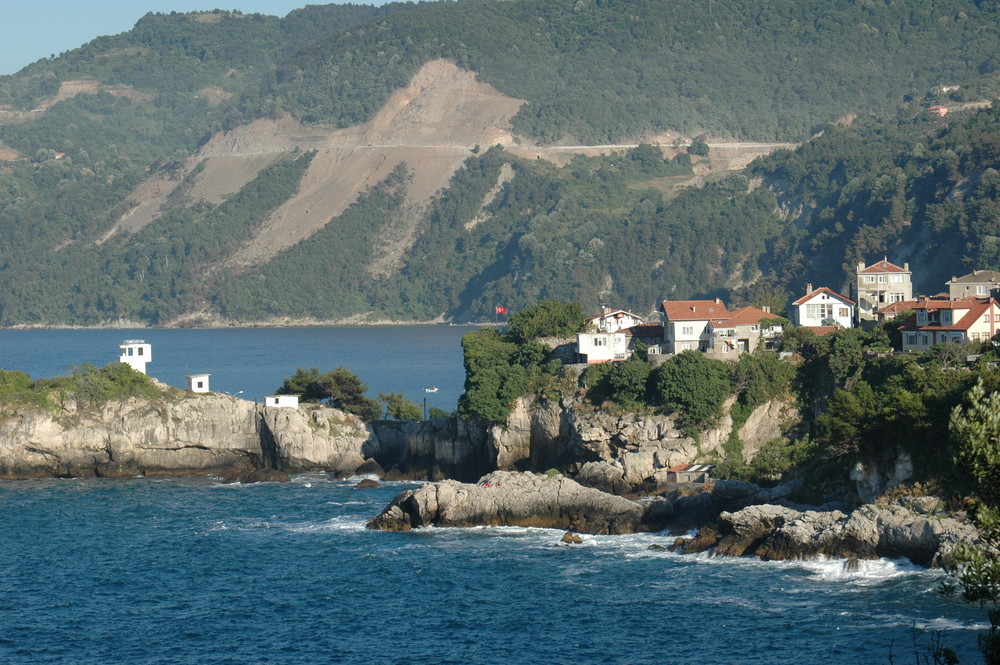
[185,373,211,393]
[119,339,152,374]
[264,395,299,408]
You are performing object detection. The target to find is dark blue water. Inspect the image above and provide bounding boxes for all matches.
[0,326,472,411]
[0,476,985,665]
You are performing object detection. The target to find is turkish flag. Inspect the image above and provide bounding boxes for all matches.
[495,306,507,314]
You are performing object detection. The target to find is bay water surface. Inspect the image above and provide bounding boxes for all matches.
[0,327,988,664]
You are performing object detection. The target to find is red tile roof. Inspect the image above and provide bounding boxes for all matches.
[859,259,909,274]
[898,299,998,332]
[808,326,840,336]
[660,300,730,322]
[792,287,855,306]
[728,305,780,326]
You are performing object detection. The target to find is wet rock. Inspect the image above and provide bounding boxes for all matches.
[367,470,672,535]
[355,478,381,489]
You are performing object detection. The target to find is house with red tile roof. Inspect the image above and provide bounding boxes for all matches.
[898,297,1000,352]
[856,258,912,321]
[791,285,855,330]
[660,298,730,354]
[708,305,784,354]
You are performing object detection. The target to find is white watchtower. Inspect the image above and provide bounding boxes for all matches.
[119,339,152,374]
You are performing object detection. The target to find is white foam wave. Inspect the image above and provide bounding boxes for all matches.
[799,556,924,582]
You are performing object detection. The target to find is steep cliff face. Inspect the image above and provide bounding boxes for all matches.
[368,395,798,492]
[0,390,374,479]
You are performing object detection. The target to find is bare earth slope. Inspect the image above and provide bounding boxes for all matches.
[102,59,796,274]
[103,60,526,270]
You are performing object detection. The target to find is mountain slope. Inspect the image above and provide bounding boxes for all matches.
[0,1,999,326]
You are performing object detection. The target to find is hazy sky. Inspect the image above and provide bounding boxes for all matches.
[3,0,393,76]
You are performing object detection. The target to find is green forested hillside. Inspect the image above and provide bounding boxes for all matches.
[0,0,999,326]
[263,0,999,142]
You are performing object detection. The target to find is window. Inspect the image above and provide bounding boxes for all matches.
[806,303,834,320]
[138,348,144,356]
[906,333,916,345]
[978,285,988,295]
[878,275,887,283]
[681,326,694,335]
[839,308,849,318]
[891,274,906,283]
[594,337,605,347]
[942,312,951,324]
[127,348,134,356]
[864,275,875,283]
[921,334,929,345]
[891,293,905,303]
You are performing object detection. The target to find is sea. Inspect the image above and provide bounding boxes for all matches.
[0,327,989,664]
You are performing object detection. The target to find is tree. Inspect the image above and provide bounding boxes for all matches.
[457,328,528,424]
[607,358,651,408]
[276,366,325,401]
[317,367,380,419]
[276,366,381,419]
[687,135,710,156]
[653,351,732,428]
[506,300,586,343]
[947,378,1000,664]
[378,392,422,420]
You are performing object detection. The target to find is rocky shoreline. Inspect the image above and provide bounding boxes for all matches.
[367,471,978,568]
[0,384,978,568]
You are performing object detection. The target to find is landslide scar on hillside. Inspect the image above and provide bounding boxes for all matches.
[103,59,526,272]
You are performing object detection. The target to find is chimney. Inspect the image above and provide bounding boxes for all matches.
[904,262,909,272]
[714,297,721,304]
[857,261,866,272]
[762,305,771,314]
[806,283,813,295]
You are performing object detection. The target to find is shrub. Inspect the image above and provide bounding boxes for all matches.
[653,351,732,428]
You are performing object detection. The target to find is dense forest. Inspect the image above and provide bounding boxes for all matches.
[0,0,999,325]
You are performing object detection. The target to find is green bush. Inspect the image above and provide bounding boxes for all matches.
[653,351,732,428]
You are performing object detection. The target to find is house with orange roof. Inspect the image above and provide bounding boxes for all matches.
[856,258,912,321]
[660,298,730,354]
[791,285,854,330]
[709,305,785,354]
[898,297,1000,352]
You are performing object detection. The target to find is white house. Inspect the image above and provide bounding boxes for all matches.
[586,307,645,333]
[791,286,854,331]
[185,373,211,393]
[119,339,152,374]
[576,331,629,364]
[264,394,299,408]
[660,299,731,354]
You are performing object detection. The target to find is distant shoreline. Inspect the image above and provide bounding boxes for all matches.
[0,318,504,331]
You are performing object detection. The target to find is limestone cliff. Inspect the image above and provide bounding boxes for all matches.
[0,387,373,479]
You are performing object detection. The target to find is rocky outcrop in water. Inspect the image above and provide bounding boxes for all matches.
[0,384,375,479]
[675,495,976,568]
[366,470,673,534]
